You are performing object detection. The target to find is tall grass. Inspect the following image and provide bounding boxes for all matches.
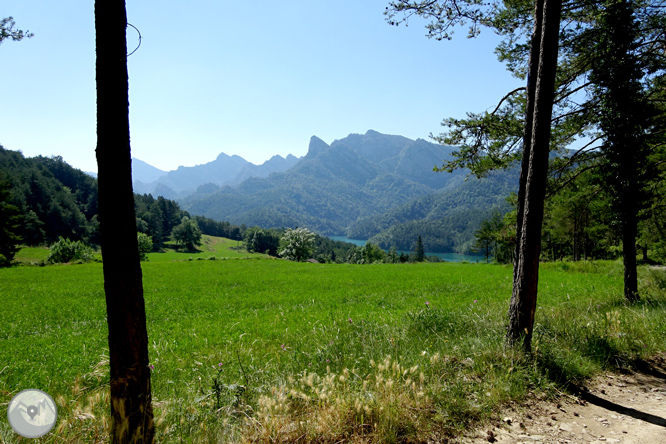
[0,259,664,443]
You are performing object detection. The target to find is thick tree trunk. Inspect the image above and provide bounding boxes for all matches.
[95,1,155,443]
[622,210,639,301]
[507,0,562,352]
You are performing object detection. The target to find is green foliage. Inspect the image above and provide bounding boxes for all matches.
[542,168,618,261]
[134,194,185,248]
[137,232,153,261]
[415,235,425,262]
[192,215,244,241]
[385,0,666,272]
[0,179,22,267]
[362,241,386,264]
[472,207,516,263]
[171,217,202,250]
[279,227,315,261]
[243,227,280,256]
[350,169,517,253]
[0,16,33,44]
[387,245,399,263]
[0,147,97,244]
[0,147,252,265]
[22,210,45,245]
[47,237,94,264]
[312,235,359,263]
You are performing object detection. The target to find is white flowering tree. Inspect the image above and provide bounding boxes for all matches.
[279,227,315,262]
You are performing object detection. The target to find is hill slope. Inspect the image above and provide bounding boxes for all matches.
[181,130,519,249]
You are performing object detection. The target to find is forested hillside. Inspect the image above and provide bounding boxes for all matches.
[181,130,517,251]
[0,146,98,245]
[0,146,245,252]
[350,169,518,252]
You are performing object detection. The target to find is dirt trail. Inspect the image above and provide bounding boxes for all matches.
[463,354,666,444]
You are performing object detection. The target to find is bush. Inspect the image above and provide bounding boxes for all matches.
[171,217,202,250]
[279,228,315,262]
[244,227,280,256]
[137,232,153,261]
[47,237,94,264]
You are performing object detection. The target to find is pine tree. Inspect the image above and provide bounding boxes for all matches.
[590,0,656,302]
[0,180,22,266]
[95,1,154,441]
[415,235,425,262]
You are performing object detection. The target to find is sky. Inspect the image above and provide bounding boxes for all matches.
[1,1,523,173]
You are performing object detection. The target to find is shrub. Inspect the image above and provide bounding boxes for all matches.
[171,217,202,250]
[47,237,94,264]
[137,232,153,261]
[279,227,315,262]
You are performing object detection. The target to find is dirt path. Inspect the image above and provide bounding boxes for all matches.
[463,354,666,444]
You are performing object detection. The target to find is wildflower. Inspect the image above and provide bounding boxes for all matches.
[149,364,155,370]
[281,344,286,351]
[474,300,478,303]
[425,300,430,307]
[348,318,352,323]
[219,362,223,367]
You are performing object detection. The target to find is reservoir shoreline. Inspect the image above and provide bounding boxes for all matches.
[327,236,489,263]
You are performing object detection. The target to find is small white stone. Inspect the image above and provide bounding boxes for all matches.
[559,423,574,432]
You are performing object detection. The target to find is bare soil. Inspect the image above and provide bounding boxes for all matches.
[463,354,666,444]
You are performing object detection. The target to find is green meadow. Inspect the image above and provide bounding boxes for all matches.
[1,240,665,443]
[12,235,265,265]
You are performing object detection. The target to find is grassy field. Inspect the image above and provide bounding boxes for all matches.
[1,251,665,443]
[12,235,266,266]
[12,245,54,264]
[149,236,268,262]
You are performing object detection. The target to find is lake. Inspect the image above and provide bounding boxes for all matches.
[327,236,490,263]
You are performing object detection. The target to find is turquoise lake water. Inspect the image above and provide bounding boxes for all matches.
[327,236,489,263]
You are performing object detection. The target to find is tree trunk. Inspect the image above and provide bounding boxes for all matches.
[507,0,562,352]
[95,1,155,443]
[622,211,639,301]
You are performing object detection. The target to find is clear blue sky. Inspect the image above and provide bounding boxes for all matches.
[1,1,523,173]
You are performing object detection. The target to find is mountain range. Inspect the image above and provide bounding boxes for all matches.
[135,130,519,252]
[132,153,300,199]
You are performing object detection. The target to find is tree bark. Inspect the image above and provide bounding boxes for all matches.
[622,210,639,301]
[507,0,562,352]
[95,1,155,442]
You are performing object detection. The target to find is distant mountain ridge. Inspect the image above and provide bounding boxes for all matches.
[132,152,300,198]
[179,130,520,251]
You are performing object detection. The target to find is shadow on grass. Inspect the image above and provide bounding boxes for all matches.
[604,298,666,311]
